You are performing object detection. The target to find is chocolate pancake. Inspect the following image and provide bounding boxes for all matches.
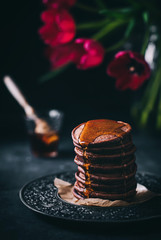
[77,160,137,176]
[73,181,136,200]
[76,167,137,184]
[75,154,135,165]
[76,177,137,193]
[73,140,134,153]
[72,119,137,201]
[73,189,136,201]
[74,145,136,159]
[72,120,132,148]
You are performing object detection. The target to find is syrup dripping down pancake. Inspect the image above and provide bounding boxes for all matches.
[72,119,137,201]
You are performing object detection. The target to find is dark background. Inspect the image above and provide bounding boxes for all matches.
[0,0,138,139]
[1,1,161,240]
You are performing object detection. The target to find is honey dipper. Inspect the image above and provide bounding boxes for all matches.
[3,76,51,134]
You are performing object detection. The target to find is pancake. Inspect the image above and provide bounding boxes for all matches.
[73,139,134,153]
[74,155,136,171]
[75,154,135,165]
[74,145,136,159]
[77,160,137,176]
[73,181,137,200]
[72,119,137,201]
[72,120,132,148]
[76,177,137,193]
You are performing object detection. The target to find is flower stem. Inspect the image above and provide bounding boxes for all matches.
[92,20,127,41]
[39,64,71,83]
[106,19,135,52]
[77,19,109,30]
[139,76,154,109]
[141,27,150,55]
[139,65,161,127]
[106,38,127,52]
[156,81,161,130]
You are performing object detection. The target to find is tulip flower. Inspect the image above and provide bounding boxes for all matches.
[42,0,76,9]
[73,38,105,70]
[107,51,151,90]
[46,43,75,69]
[39,9,76,47]
[47,38,105,70]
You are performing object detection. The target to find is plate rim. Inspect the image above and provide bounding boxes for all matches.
[19,171,161,223]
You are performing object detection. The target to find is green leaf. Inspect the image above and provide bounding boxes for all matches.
[99,8,133,18]
[139,65,161,127]
[141,27,150,55]
[105,20,135,53]
[106,38,126,52]
[77,19,109,30]
[39,64,71,83]
[124,18,135,38]
[156,77,161,130]
[142,11,149,24]
[116,8,133,13]
[92,20,127,40]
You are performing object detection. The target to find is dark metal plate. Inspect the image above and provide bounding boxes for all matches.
[19,171,161,223]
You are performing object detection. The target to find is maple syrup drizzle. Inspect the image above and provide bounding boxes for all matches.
[78,119,126,198]
[79,119,125,147]
[82,147,93,198]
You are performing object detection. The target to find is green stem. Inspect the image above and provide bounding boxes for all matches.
[139,76,155,109]
[77,19,109,30]
[106,38,127,52]
[139,37,161,127]
[139,26,158,110]
[139,65,161,127]
[39,64,71,83]
[92,20,127,40]
[76,3,97,13]
[106,19,135,52]
[132,76,154,120]
[156,82,161,130]
[141,27,150,55]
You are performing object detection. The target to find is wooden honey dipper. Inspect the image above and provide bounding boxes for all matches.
[3,76,51,134]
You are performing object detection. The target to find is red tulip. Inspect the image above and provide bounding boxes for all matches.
[46,39,104,70]
[107,51,151,90]
[42,0,76,9]
[46,43,75,69]
[39,9,76,47]
[73,38,105,70]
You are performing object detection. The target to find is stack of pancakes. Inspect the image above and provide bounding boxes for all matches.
[72,119,137,201]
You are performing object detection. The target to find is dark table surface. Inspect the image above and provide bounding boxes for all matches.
[1,128,161,240]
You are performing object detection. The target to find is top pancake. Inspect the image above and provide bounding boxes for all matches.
[72,119,132,148]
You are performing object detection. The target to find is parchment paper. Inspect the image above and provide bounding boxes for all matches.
[54,178,159,207]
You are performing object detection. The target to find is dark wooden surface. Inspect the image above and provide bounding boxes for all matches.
[0,129,161,240]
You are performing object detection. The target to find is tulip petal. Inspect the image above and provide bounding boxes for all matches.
[107,50,151,91]
[42,0,76,9]
[73,38,105,70]
[39,9,76,47]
